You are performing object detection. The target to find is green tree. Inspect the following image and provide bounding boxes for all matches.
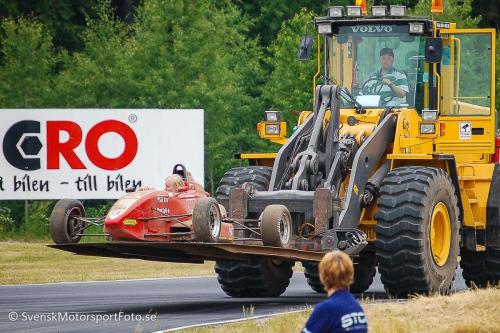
[0,0,98,51]
[264,10,318,125]
[52,1,138,108]
[0,206,14,233]
[0,18,54,107]
[409,0,480,28]
[129,0,267,192]
[472,0,500,30]
[234,1,332,48]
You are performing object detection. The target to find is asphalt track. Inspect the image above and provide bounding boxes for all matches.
[0,268,467,333]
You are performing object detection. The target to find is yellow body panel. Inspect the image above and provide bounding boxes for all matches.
[240,153,277,159]
[392,108,435,155]
[456,163,494,228]
[238,153,277,167]
[257,121,287,145]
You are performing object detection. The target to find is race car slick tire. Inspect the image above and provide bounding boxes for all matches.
[261,205,292,248]
[215,259,293,297]
[50,199,86,244]
[192,197,222,243]
[375,167,459,297]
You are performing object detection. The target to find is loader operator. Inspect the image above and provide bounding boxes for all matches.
[302,251,367,333]
[364,47,409,106]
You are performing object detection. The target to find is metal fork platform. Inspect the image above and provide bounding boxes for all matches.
[49,241,326,264]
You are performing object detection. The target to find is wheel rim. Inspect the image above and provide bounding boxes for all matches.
[430,202,451,266]
[67,207,84,241]
[208,203,221,239]
[278,212,291,246]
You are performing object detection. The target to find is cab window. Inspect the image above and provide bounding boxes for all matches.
[440,32,492,115]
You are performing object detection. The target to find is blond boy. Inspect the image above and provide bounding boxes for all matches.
[302,251,367,333]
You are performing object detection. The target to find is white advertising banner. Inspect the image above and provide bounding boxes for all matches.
[0,109,204,200]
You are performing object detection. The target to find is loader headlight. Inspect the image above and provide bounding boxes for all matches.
[317,23,332,34]
[390,5,406,16]
[409,22,425,34]
[420,123,436,134]
[346,6,362,17]
[372,6,387,16]
[422,109,438,121]
[257,119,286,141]
[265,111,281,122]
[265,124,281,135]
[329,6,344,17]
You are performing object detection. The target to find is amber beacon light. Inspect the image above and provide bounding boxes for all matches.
[355,0,367,15]
[431,0,444,14]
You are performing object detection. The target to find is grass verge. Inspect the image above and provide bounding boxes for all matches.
[185,287,500,333]
[0,241,215,285]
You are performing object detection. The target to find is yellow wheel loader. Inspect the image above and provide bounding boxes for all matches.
[215,3,500,297]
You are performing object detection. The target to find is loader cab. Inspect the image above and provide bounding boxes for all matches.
[316,17,433,110]
[314,10,496,164]
[251,5,496,168]
[314,12,495,116]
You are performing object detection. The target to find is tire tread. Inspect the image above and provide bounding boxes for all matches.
[375,167,459,297]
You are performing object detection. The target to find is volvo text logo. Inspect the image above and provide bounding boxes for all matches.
[351,25,393,33]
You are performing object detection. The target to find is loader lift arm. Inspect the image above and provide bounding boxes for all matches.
[229,85,397,254]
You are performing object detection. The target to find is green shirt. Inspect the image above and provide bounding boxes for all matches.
[367,67,409,105]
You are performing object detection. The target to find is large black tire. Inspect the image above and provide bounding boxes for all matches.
[302,262,324,293]
[50,199,85,244]
[215,259,293,297]
[215,166,294,297]
[376,167,459,297]
[350,252,377,293]
[460,247,500,287]
[215,166,272,209]
[302,253,376,294]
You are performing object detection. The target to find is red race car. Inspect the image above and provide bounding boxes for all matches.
[49,164,234,244]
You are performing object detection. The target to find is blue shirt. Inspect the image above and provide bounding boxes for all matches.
[302,290,367,333]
